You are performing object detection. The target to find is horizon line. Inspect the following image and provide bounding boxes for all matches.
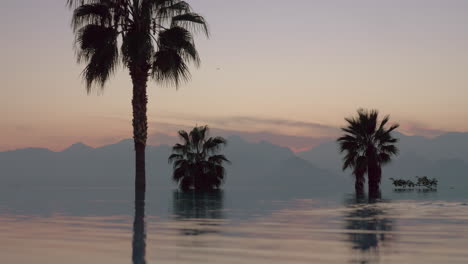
[2,130,467,154]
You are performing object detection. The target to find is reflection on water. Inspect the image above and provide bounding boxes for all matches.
[343,195,394,263]
[132,191,146,264]
[1,188,468,264]
[172,190,224,237]
[172,190,224,220]
[393,189,438,193]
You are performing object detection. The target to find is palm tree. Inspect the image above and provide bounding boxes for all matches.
[337,109,399,197]
[169,126,230,191]
[67,0,208,192]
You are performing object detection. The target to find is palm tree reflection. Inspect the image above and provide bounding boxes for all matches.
[132,191,146,264]
[343,194,394,263]
[172,190,224,236]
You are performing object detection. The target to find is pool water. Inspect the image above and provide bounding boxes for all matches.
[1,187,468,264]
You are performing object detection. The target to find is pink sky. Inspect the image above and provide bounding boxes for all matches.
[1,0,468,152]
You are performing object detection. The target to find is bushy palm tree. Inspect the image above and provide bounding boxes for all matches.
[337,109,399,197]
[169,126,230,191]
[67,0,208,191]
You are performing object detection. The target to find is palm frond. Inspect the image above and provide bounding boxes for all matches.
[367,109,379,135]
[387,124,400,133]
[197,125,208,142]
[121,30,154,66]
[208,155,230,165]
[168,153,183,164]
[171,13,209,37]
[158,26,200,64]
[75,24,119,91]
[380,144,398,155]
[172,158,190,170]
[72,4,112,31]
[342,151,358,170]
[189,126,201,150]
[153,0,192,18]
[378,115,390,132]
[172,143,187,153]
[203,136,227,154]
[177,130,190,143]
[378,153,392,165]
[151,49,190,86]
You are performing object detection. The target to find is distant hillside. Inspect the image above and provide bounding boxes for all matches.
[2,132,467,192]
[298,132,468,188]
[0,136,347,192]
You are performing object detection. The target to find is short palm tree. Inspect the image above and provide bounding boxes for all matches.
[67,0,208,192]
[337,109,399,197]
[169,126,230,191]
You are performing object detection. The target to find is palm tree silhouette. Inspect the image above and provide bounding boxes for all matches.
[337,109,399,197]
[67,0,208,192]
[132,190,146,264]
[169,126,230,191]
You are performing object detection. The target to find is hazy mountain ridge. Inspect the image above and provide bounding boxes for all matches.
[0,136,346,192]
[1,132,467,190]
[298,132,468,187]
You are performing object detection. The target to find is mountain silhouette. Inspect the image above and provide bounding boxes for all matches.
[298,132,468,188]
[62,142,95,153]
[0,136,346,192]
[1,132,468,217]
[1,132,467,191]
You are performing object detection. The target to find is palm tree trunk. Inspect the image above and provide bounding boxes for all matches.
[355,173,365,197]
[367,148,381,199]
[132,190,146,264]
[130,65,149,192]
[368,162,381,199]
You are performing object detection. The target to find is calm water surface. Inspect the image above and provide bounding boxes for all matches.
[1,187,468,264]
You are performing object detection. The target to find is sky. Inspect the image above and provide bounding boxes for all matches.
[1,0,468,151]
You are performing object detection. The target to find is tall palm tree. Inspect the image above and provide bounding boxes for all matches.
[169,126,230,191]
[337,109,399,197]
[67,0,208,192]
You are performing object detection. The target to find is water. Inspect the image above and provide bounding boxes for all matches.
[1,187,468,264]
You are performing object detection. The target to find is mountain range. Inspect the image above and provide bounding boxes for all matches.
[1,132,468,192]
[298,132,468,188]
[0,136,347,194]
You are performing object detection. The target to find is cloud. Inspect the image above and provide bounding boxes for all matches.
[147,132,179,146]
[145,113,341,139]
[143,114,340,151]
[146,121,335,152]
[399,121,449,138]
[211,128,334,152]
[4,112,463,152]
[211,116,337,131]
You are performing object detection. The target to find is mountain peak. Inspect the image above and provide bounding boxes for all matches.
[62,142,94,153]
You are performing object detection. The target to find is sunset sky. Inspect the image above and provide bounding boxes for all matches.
[1,0,468,151]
